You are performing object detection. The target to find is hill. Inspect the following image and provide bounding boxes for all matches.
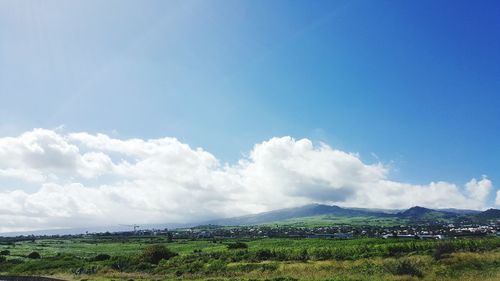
[206,204,390,226]
[396,206,457,220]
[475,208,500,220]
[205,204,499,227]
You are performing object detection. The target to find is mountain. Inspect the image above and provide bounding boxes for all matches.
[206,204,389,226]
[396,206,457,219]
[398,206,433,217]
[206,204,400,226]
[205,204,497,227]
[3,205,497,236]
[475,208,500,220]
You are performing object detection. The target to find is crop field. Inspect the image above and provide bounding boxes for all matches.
[1,236,499,281]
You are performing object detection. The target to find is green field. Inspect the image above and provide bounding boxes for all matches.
[1,236,499,281]
[261,215,406,227]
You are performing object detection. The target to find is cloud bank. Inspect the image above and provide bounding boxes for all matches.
[0,129,496,232]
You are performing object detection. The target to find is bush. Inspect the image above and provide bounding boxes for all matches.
[0,250,10,256]
[134,261,154,271]
[75,266,97,275]
[0,256,5,263]
[140,244,178,265]
[396,259,423,277]
[27,251,41,259]
[230,262,278,273]
[92,253,111,261]
[9,254,83,274]
[309,247,332,260]
[433,243,455,260]
[255,249,273,261]
[205,259,227,274]
[108,256,134,272]
[168,259,204,275]
[227,242,248,250]
[384,258,423,278]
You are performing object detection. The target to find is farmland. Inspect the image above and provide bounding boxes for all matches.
[1,235,499,281]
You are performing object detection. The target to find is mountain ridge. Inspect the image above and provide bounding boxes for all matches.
[206,204,499,226]
[206,203,391,226]
[2,204,497,236]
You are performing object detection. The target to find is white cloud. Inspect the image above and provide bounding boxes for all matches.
[0,129,496,233]
[0,168,46,182]
[465,176,492,203]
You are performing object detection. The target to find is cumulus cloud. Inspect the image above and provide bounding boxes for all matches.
[465,176,493,202]
[0,129,496,232]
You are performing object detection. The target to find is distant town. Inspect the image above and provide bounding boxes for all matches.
[2,218,498,243]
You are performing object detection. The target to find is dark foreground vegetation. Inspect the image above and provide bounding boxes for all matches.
[0,235,499,281]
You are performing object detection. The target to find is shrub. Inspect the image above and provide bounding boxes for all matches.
[171,260,204,275]
[134,261,154,271]
[109,256,134,272]
[205,259,227,274]
[0,256,5,263]
[9,254,83,274]
[27,251,41,259]
[227,242,248,250]
[309,247,332,260]
[140,244,178,265]
[75,266,97,275]
[231,262,278,273]
[387,244,409,256]
[384,258,423,278]
[0,250,10,256]
[351,260,384,275]
[92,253,111,261]
[395,259,423,277]
[223,249,250,262]
[433,243,455,260]
[254,249,273,261]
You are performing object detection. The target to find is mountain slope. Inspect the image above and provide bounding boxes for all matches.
[396,206,457,220]
[200,204,500,226]
[207,204,391,226]
[204,204,495,227]
[475,208,500,220]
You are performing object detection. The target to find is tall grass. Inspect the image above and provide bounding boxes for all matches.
[0,237,498,280]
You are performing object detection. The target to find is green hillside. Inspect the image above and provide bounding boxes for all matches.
[204,204,499,227]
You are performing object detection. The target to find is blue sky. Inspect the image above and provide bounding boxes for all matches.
[1,0,500,218]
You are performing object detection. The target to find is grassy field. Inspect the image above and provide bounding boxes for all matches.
[0,236,499,281]
[0,237,226,258]
[260,215,405,227]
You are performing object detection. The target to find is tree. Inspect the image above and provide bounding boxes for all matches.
[92,253,111,261]
[433,243,455,260]
[226,242,248,250]
[140,244,177,264]
[27,251,41,259]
